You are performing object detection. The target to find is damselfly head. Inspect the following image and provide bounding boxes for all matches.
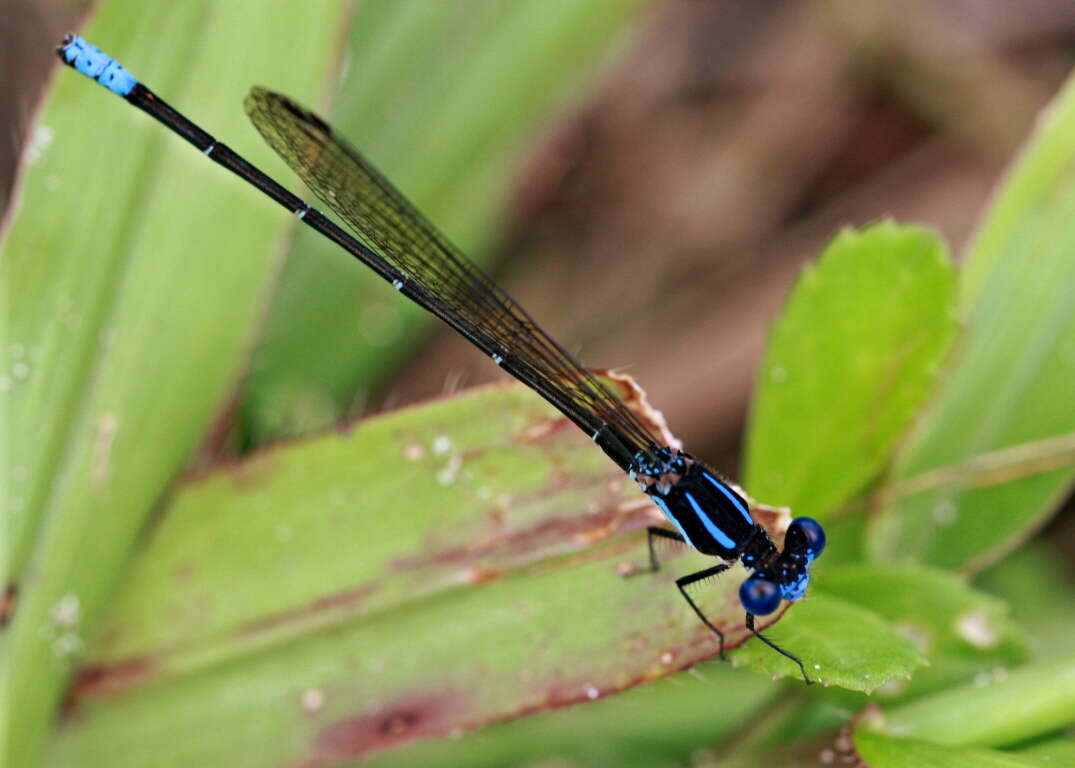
[738,516,825,615]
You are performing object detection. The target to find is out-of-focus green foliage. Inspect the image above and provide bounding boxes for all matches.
[868,70,1075,570]
[240,0,647,445]
[744,223,956,523]
[1,3,342,766]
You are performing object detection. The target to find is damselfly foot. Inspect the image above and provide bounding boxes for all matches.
[746,612,813,685]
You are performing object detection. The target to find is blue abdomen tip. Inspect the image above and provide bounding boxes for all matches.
[59,35,137,96]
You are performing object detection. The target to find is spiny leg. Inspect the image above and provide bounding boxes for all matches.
[643,527,686,572]
[675,563,732,658]
[746,612,812,685]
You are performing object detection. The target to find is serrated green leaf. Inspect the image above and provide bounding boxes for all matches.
[47,383,805,768]
[868,70,1075,570]
[728,594,925,691]
[854,731,1047,768]
[817,564,1027,697]
[0,3,341,766]
[744,222,956,522]
[240,0,646,444]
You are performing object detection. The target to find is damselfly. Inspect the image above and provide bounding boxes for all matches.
[57,35,826,683]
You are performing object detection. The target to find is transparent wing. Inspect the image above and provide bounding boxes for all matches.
[244,87,662,466]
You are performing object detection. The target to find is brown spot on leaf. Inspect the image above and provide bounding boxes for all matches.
[461,566,505,584]
[309,690,464,763]
[66,657,155,706]
[0,582,17,628]
[238,582,380,637]
[237,580,380,632]
[390,495,653,575]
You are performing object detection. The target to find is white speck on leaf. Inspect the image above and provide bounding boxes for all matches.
[300,688,325,713]
[51,593,81,628]
[955,609,999,649]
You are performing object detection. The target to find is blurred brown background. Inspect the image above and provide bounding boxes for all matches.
[4,0,1075,478]
[388,0,1075,474]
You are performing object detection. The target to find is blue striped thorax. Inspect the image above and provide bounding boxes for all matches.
[636,447,827,617]
[634,448,765,560]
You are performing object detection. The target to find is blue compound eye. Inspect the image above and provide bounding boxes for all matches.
[739,577,782,615]
[789,517,826,558]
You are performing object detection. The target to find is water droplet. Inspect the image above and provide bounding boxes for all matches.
[300,688,325,713]
[955,609,998,649]
[437,454,463,486]
[932,499,958,527]
[51,593,80,628]
[26,124,54,164]
[52,632,83,658]
[585,685,599,700]
[769,365,789,384]
[12,362,29,380]
[878,678,907,697]
[895,621,931,653]
[431,436,452,455]
[402,443,424,461]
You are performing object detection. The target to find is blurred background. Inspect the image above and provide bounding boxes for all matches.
[5,0,1075,551]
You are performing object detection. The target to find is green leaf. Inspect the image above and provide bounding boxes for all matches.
[240,0,646,444]
[817,564,1028,697]
[1013,737,1075,766]
[728,594,925,691]
[357,665,780,768]
[47,383,808,767]
[975,543,1075,661]
[868,69,1075,569]
[854,731,1048,768]
[869,655,1075,749]
[744,222,956,522]
[1,3,341,766]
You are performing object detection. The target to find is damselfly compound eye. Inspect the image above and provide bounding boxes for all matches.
[740,577,782,615]
[788,517,826,558]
